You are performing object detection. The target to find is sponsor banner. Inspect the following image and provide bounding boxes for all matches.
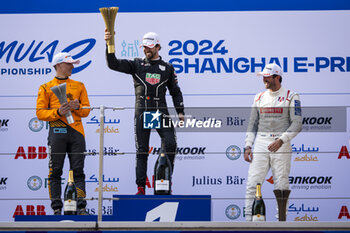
[2,0,350,14]
[141,107,347,132]
[2,197,349,222]
[111,195,211,221]
[0,200,113,221]
[0,12,350,101]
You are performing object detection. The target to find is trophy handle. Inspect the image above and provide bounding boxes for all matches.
[66,111,74,125]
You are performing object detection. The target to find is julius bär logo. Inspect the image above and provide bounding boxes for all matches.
[85,205,113,215]
[225,204,241,220]
[27,176,43,191]
[225,145,241,160]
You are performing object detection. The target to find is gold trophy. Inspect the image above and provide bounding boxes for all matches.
[100,7,119,53]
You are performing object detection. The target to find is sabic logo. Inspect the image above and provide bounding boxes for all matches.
[13,205,46,218]
[294,214,318,221]
[338,146,350,159]
[94,184,118,192]
[338,206,350,219]
[14,146,47,159]
[0,119,9,132]
[95,126,119,134]
[225,204,241,220]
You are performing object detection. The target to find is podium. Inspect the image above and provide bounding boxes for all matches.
[108,195,211,221]
[15,195,211,222]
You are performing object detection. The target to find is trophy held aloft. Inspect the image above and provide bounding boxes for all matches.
[100,7,119,54]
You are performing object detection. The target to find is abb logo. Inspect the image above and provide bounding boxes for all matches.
[338,146,350,159]
[13,205,46,218]
[14,146,47,159]
[338,206,350,219]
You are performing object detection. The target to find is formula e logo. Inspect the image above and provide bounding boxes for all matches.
[27,176,42,191]
[0,38,96,76]
[225,145,241,160]
[225,204,241,220]
[143,110,161,129]
[145,73,161,85]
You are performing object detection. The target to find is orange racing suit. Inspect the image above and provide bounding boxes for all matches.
[36,77,90,211]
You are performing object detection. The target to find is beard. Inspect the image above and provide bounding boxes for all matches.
[144,49,157,60]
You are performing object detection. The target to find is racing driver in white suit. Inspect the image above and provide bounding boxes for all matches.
[244,63,302,221]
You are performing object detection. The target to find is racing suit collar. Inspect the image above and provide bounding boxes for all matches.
[145,56,162,64]
[55,76,69,81]
[268,86,283,96]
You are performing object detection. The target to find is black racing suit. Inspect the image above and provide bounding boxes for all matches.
[106,51,184,188]
[47,122,86,210]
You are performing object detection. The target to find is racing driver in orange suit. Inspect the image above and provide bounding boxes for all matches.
[36,52,90,215]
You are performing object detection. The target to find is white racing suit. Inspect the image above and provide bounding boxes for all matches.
[244,87,302,221]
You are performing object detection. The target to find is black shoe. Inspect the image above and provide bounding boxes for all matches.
[78,208,89,215]
[53,209,61,215]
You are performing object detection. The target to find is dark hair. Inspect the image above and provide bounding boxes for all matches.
[273,74,282,83]
[156,44,161,51]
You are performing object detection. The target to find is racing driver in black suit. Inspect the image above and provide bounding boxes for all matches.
[104,30,185,195]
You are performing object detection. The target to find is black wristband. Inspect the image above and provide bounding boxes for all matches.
[57,109,61,116]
